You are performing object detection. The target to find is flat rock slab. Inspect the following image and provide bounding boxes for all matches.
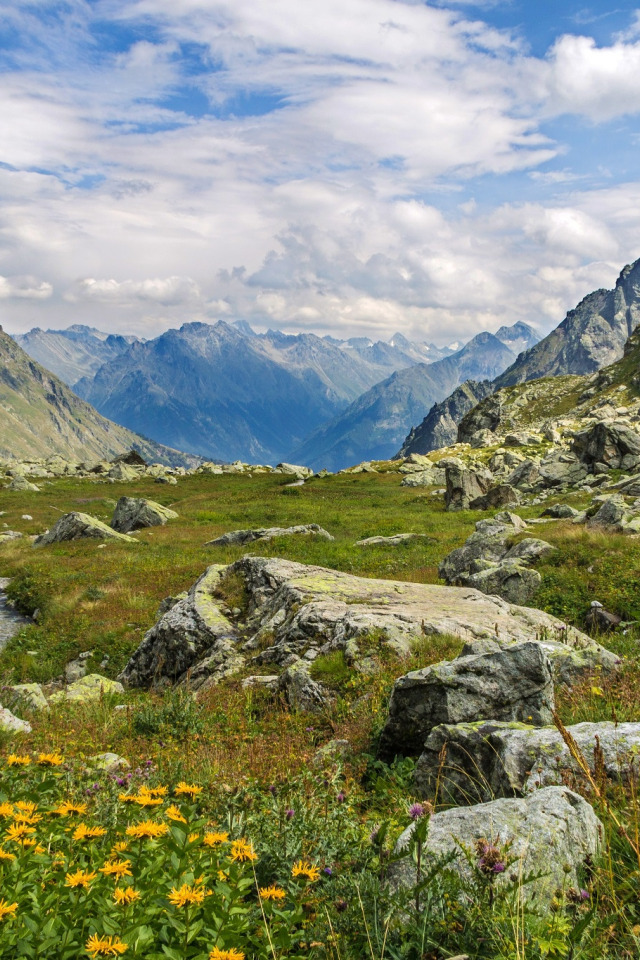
[356,533,433,546]
[111,496,179,533]
[0,578,30,653]
[34,512,138,546]
[49,673,125,704]
[120,556,600,696]
[0,705,31,734]
[416,720,640,804]
[392,786,602,909]
[206,524,334,546]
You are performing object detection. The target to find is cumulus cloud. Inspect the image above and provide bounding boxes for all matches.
[64,276,201,306]
[0,276,53,300]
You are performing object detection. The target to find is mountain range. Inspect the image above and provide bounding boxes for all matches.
[0,326,193,465]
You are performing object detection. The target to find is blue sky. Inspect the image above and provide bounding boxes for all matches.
[1,0,640,344]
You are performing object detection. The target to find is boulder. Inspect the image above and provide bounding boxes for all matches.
[206,524,334,546]
[507,459,540,490]
[356,533,433,546]
[392,787,602,909]
[111,496,179,533]
[585,605,622,633]
[0,530,22,543]
[6,683,48,712]
[118,565,237,688]
[468,484,520,511]
[400,468,446,488]
[438,519,515,583]
[441,458,494,511]
[49,674,125,703]
[377,642,554,761]
[88,752,130,773]
[573,420,640,467]
[8,476,39,492]
[108,462,139,481]
[458,635,618,688]
[503,538,556,564]
[464,563,542,605]
[34,512,138,546]
[0,705,31,733]
[541,503,581,519]
[278,661,329,713]
[273,462,313,479]
[586,494,639,532]
[415,720,640,805]
[538,455,588,488]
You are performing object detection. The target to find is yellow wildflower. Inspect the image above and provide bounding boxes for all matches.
[37,753,64,766]
[5,823,36,844]
[292,860,321,882]
[230,839,257,863]
[100,859,132,879]
[6,754,30,766]
[166,804,187,824]
[0,900,18,921]
[65,868,97,888]
[12,812,42,825]
[85,933,128,956]
[112,841,128,853]
[204,831,229,847]
[125,821,169,840]
[168,883,207,908]
[143,786,167,797]
[174,782,202,800]
[0,803,14,818]
[0,848,16,861]
[113,887,140,906]
[14,801,38,815]
[73,823,107,842]
[132,793,163,808]
[208,949,245,960]
[54,801,88,817]
[118,794,138,804]
[189,833,199,843]
[217,869,228,882]
[259,884,286,901]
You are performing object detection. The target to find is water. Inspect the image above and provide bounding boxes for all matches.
[0,578,30,652]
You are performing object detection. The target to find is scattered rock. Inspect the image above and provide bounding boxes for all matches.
[573,420,640,468]
[541,503,581,519]
[377,642,554,761]
[278,661,330,712]
[391,787,602,909]
[111,497,179,533]
[355,533,432,546]
[6,683,48,712]
[0,530,22,543]
[34,512,138,546]
[0,705,31,733]
[49,674,125,703]
[415,720,640,805]
[64,650,93,684]
[585,605,622,632]
[441,458,494,511]
[205,524,334,546]
[88,752,130,773]
[469,483,520,510]
[8,476,39,492]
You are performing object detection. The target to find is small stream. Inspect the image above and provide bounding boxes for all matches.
[0,578,30,652]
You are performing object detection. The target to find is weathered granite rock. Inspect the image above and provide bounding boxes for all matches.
[377,642,554,761]
[538,455,588,488]
[6,683,48,712]
[400,468,446,488]
[34,512,138,546]
[0,705,31,733]
[585,605,622,632]
[586,494,640,532]
[177,637,245,692]
[0,530,22,543]
[206,524,334,546]
[8,476,39,492]
[88,752,130,774]
[278,661,329,713]
[464,563,542,605]
[573,420,640,467]
[111,497,179,533]
[118,565,236,687]
[469,484,520,511]
[392,787,602,908]
[503,538,556,564]
[108,462,139,481]
[541,503,581,519]
[356,533,432,547]
[273,462,314,479]
[415,720,640,805]
[49,674,125,703]
[507,458,541,489]
[441,458,494,511]
[438,519,515,583]
[64,650,93,684]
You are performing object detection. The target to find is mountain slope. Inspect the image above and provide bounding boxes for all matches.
[494,259,640,388]
[15,325,140,387]
[0,327,192,465]
[74,321,458,463]
[290,331,518,470]
[395,380,494,457]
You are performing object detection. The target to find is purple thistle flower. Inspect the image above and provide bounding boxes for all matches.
[580,889,590,901]
[337,792,346,803]
[324,867,332,876]
[492,862,505,873]
[335,899,348,913]
[409,803,425,821]
[286,808,295,819]
[268,784,276,795]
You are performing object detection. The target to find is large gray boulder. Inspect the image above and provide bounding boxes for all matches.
[278,661,329,713]
[441,458,493,511]
[206,524,334,546]
[507,458,541,490]
[415,720,640,805]
[438,519,515,583]
[392,787,602,909]
[464,562,542,605]
[111,497,179,533]
[538,454,588,488]
[586,494,640,533]
[377,642,554,761]
[573,420,640,468]
[468,483,520,511]
[459,635,618,688]
[34,512,138,546]
[119,557,598,697]
[0,705,32,733]
[118,565,238,687]
[8,475,39,492]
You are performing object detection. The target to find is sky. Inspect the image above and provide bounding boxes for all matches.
[2,1,640,345]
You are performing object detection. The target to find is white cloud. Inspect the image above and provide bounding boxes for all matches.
[64,276,201,305]
[0,275,53,300]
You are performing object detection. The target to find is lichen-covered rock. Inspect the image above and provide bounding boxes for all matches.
[459,635,618,688]
[0,530,23,543]
[415,720,640,804]
[111,497,179,533]
[88,752,130,774]
[469,483,520,510]
[8,475,39,491]
[538,455,588,488]
[356,533,432,546]
[377,642,554,761]
[48,674,125,703]
[118,565,236,687]
[541,503,581,519]
[464,562,542,605]
[0,705,31,733]
[7,683,48,712]
[573,420,640,467]
[391,787,602,909]
[278,661,329,713]
[34,512,138,546]
[441,458,494,511]
[438,519,515,583]
[205,524,334,546]
[586,494,640,532]
[273,463,314,479]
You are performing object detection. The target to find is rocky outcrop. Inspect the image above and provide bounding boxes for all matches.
[573,420,640,470]
[120,557,597,695]
[206,524,334,546]
[392,787,602,909]
[34,512,138,546]
[397,380,494,457]
[415,720,640,805]
[441,458,493,511]
[111,496,179,533]
[377,642,554,761]
[586,494,640,533]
